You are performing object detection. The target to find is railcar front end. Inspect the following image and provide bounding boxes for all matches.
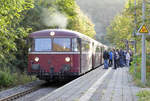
[28,30,81,81]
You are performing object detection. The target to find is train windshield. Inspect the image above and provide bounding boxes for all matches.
[35,38,52,51]
[53,38,71,51]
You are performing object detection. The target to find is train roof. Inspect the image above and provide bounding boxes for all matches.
[29,29,104,46]
[30,29,89,39]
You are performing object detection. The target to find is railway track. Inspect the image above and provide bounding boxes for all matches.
[0,86,41,101]
[0,80,70,101]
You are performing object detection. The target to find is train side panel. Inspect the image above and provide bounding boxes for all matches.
[80,40,93,74]
[92,43,104,69]
[80,52,92,74]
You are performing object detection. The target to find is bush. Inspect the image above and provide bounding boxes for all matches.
[129,55,141,75]
[12,72,37,85]
[129,54,150,87]
[0,70,37,90]
[0,71,14,87]
[137,90,150,101]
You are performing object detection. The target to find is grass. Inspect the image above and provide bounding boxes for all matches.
[12,72,37,85]
[129,55,150,101]
[129,66,150,87]
[137,90,150,101]
[129,55,150,87]
[0,70,37,91]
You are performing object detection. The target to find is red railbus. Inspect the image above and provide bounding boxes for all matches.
[28,29,106,81]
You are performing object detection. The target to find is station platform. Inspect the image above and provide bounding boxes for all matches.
[37,66,142,101]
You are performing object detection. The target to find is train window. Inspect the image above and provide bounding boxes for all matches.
[72,38,80,52]
[34,38,52,51]
[82,40,90,52]
[53,38,71,51]
[96,46,100,52]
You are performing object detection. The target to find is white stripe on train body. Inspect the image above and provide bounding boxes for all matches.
[29,52,80,55]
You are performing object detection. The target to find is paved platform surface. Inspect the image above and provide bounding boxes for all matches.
[37,66,141,101]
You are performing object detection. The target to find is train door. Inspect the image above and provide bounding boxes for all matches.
[102,47,104,64]
[95,45,101,67]
[77,38,82,74]
[80,39,92,74]
[100,46,103,65]
[92,42,95,69]
[72,38,81,75]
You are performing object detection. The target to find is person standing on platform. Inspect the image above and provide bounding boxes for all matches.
[124,50,127,66]
[126,51,130,67]
[108,50,113,67]
[119,49,124,67]
[126,52,130,67]
[113,49,120,69]
[103,50,109,69]
[122,50,126,66]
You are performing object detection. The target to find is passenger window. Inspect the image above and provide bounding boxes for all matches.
[72,38,80,52]
[82,40,90,52]
[96,47,100,52]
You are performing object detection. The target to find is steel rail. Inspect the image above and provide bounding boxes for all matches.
[0,86,40,101]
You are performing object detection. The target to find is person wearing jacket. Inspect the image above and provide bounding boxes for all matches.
[108,50,113,67]
[103,50,109,69]
[126,51,130,67]
[113,49,120,69]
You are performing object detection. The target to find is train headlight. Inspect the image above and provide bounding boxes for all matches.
[50,31,55,36]
[35,57,39,62]
[65,57,70,62]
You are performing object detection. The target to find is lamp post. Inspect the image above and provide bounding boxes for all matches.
[141,0,146,84]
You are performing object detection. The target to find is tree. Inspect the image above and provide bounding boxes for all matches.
[106,0,150,52]
[22,0,96,38]
[0,0,34,71]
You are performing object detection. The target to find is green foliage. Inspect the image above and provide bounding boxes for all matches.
[106,0,150,50]
[22,0,96,38]
[137,90,150,101]
[0,0,35,88]
[0,70,37,89]
[106,14,134,48]
[12,72,37,85]
[146,54,150,66]
[129,54,150,87]
[129,55,140,86]
[0,70,14,87]
[56,0,96,37]
[68,6,96,38]
[0,0,34,71]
